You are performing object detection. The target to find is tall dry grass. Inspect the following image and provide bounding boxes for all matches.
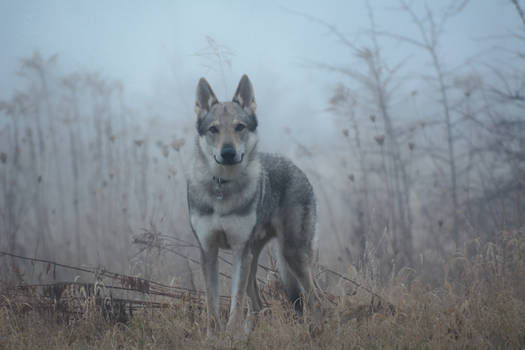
[2,228,524,349]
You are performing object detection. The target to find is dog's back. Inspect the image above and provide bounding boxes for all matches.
[256,153,316,226]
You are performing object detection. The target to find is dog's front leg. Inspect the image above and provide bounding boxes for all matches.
[200,245,220,337]
[226,244,253,333]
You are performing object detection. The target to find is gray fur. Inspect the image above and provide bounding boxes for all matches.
[187,75,320,336]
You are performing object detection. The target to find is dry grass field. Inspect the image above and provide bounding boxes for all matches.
[2,229,524,349]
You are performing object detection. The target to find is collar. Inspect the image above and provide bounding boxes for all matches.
[212,176,230,185]
[212,176,230,200]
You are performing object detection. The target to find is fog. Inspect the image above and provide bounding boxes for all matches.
[1,0,524,291]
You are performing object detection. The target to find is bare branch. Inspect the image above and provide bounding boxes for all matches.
[511,0,525,29]
[282,6,359,52]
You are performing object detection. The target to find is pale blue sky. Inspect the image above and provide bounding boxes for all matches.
[0,0,522,145]
[1,1,520,91]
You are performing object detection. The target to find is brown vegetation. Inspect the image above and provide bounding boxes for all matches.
[1,229,525,349]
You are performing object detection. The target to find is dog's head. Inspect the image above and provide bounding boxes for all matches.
[194,75,258,176]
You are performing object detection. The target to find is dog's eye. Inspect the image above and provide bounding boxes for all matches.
[208,126,219,134]
[235,124,246,132]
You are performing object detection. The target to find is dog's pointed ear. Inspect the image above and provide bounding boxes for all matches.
[233,75,256,113]
[195,77,218,118]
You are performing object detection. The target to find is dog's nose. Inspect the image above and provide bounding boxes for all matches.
[220,144,237,163]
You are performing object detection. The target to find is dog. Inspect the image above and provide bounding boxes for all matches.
[187,75,319,336]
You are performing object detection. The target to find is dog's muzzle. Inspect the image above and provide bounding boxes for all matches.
[215,144,244,165]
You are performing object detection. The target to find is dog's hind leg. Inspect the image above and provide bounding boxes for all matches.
[282,250,320,321]
[276,252,304,313]
[283,251,323,337]
[200,245,220,337]
[280,206,321,323]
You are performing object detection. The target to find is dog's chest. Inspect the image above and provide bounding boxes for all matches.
[189,196,258,250]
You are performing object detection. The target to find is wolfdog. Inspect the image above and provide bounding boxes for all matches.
[187,75,319,335]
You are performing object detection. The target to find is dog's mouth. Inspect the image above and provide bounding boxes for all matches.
[214,153,244,166]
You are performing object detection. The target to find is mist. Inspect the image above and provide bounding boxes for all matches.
[1,0,524,317]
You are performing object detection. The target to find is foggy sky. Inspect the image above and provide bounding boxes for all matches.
[1,0,522,148]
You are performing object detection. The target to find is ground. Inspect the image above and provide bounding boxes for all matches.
[1,230,525,349]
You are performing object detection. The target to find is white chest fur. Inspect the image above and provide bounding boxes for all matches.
[188,156,261,251]
[190,204,257,251]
